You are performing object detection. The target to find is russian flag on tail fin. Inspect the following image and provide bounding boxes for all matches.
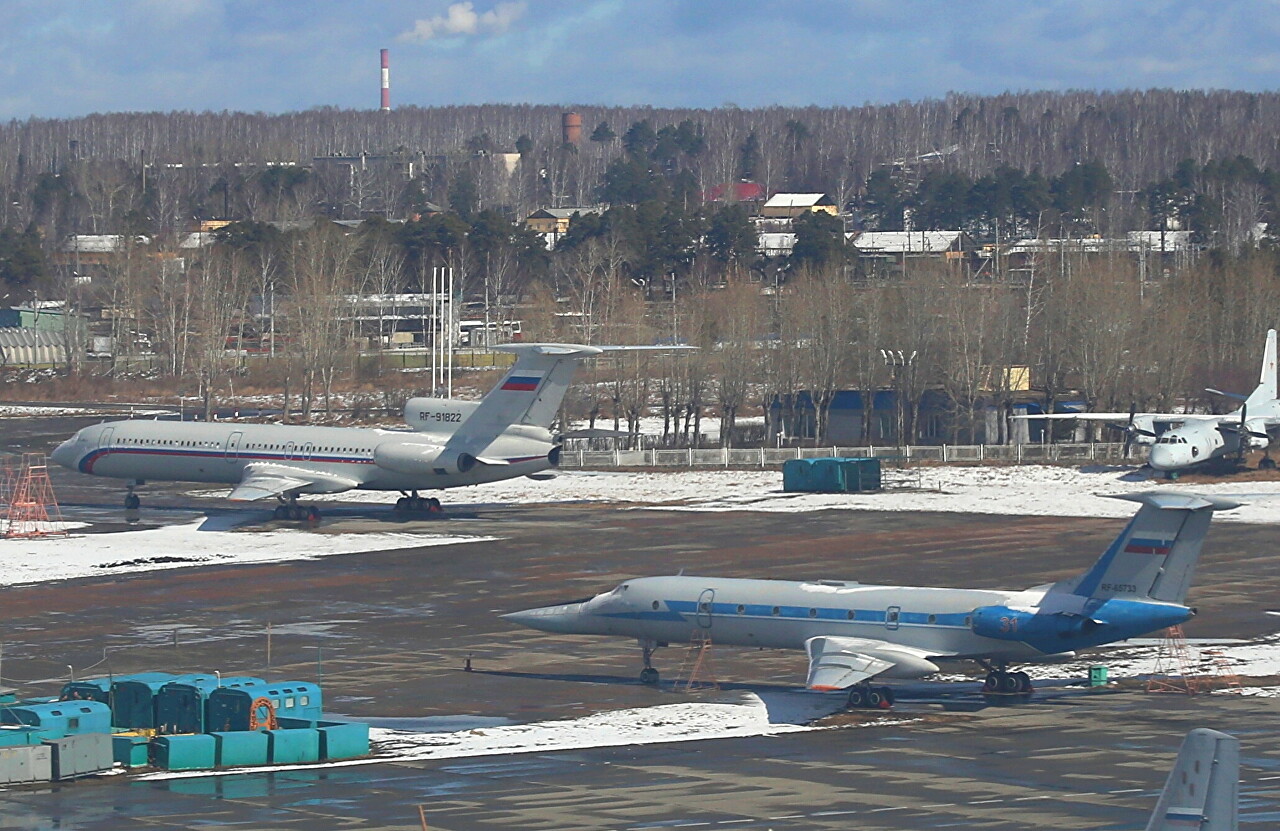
[500,373,543,392]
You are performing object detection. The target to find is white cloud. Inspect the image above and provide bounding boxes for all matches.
[398,1,526,43]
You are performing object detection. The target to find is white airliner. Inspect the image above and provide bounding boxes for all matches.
[505,492,1234,707]
[1018,329,1279,475]
[52,343,620,519]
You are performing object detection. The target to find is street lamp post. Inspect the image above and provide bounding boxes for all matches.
[880,349,918,450]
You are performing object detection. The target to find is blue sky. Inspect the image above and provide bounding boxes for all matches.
[2,0,1278,119]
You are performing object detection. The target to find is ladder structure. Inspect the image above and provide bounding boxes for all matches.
[1146,625,1201,694]
[3,453,68,539]
[674,630,720,692]
[1198,647,1244,695]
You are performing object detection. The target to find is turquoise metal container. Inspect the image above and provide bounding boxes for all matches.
[318,721,370,761]
[152,734,216,771]
[112,735,150,767]
[210,731,269,768]
[266,728,320,764]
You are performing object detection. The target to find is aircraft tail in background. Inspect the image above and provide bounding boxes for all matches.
[1243,328,1277,410]
[1146,728,1239,831]
[1048,492,1238,604]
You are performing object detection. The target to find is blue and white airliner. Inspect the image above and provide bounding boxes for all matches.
[505,492,1235,706]
[51,343,613,519]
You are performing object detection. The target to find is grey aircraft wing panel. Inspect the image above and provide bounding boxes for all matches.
[227,463,360,502]
[804,636,945,690]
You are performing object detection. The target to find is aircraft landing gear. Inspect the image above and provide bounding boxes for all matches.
[1260,453,1277,470]
[846,684,895,709]
[123,481,142,510]
[639,640,661,685]
[979,661,1033,695]
[273,495,320,523]
[395,491,442,513]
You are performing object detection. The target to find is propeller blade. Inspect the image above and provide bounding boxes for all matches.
[1206,387,1249,402]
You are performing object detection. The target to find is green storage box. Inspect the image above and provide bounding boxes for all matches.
[266,728,320,764]
[211,731,269,767]
[112,735,150,767]
[318,721,370,761]
[152,734,216,771]
[1088,665,1109,686]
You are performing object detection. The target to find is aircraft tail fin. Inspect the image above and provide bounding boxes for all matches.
[1050,493,1238,604]
[1145,728,1239,831]
[1244,328,1277,409]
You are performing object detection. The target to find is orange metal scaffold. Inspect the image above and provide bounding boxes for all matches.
[3,453,68,539]
[1146,625,1244,695]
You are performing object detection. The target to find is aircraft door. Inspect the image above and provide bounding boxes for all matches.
[284,441,296,460]
[224,431,243,462]
[301,442,314,460]
[885,605,901,631]
[98,427,115,450]
[696,589,715,630]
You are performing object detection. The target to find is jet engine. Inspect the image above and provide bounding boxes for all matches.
[970,605,1100,643]
[373,441,477,475]
[1243,418,1272,449]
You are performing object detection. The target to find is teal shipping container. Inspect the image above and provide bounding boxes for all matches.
[0,726,42,748]
[152,734,216,771]
[112,735,150,767]
[206,681,322,732]
[0,701,111,739]
[318,721,370,761]
[112,673,179,729]
[266,728,320,764]
[59,679,112,705]
[211,731,269,767]
[782,457,881,493]
[154,675,260,735]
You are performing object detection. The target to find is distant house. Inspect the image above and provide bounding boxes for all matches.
[757,232,797,257]
[57,235,150,267]
[525,207,605,249]
[701,181,766,206]
[849,230,973,276]
[1001,231,1195,276]
[759,193,839,219]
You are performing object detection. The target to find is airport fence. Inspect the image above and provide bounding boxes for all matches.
[558,442,1129,470]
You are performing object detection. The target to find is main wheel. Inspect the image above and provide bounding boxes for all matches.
[877,686,895,708]
[847,687,867,708]
[307,507,321,523]
[983,672,1001,693]
[866,689,884,708]
[427,497,442,511]
[999,673,1022,694]
[395,497,407,511]
[1013,671,1032,693]
[1261,457,1277,470]
[273,505,286,520]
[639,667,660,685]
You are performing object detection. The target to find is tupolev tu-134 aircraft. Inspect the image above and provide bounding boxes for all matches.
[1017,329,1280,476]
[505,492,1234,707]
[52,343,646,519]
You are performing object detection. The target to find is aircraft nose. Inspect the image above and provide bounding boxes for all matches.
[50,436,79,469]
[1148,445,1177,471]
[501,602,586,633]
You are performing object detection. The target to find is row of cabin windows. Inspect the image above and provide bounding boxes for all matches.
[121,437,369,456]
[672,599,972,627]
[269,694,310,709]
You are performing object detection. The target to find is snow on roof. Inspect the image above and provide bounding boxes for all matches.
[757,232,796,255]
[762,193,830,209]
[61,235,149,253]
[850,231,964,253]
[530,207,604,219]
[1006,231,1193,255]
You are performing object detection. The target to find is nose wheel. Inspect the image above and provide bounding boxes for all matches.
[124,483,141,510]
[639,640,661,685]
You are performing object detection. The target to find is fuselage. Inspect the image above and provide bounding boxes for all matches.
[505,575,1193,669]
[51,418,555,492]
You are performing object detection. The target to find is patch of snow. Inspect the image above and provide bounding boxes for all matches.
[0,405,171,418]
[287,465,1280,524]
[0,519,493,586]
[137,691,849,781]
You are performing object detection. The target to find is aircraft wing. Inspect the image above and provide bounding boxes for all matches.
[804,636,943,690]
[1012,412,1214,423]
[227,463,360,502]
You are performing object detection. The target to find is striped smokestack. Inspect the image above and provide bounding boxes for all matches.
[380,49,390,111]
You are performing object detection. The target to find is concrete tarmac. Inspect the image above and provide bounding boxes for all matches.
[0,415,1276,828]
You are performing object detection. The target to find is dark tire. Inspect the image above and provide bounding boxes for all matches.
[999,673,1022,694]
[428,497,442,511]
[866,689,884,708]
[1013,671,1032,693]
[307,507,320,523]
[1261,457,1277,470]
[273,505,286,520]
[639,667,659,685]
[395,497,407,511]
[847,687,867,708]
[124,494,141,510]
[982,672,1001,693]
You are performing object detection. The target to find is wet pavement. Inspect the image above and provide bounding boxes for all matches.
[0,415,1276,829]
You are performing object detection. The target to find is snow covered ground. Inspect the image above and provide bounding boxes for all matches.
[137,690,862,780]
[0,404,171,418]
[0,519,492,586]
[301,464,1280,523]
